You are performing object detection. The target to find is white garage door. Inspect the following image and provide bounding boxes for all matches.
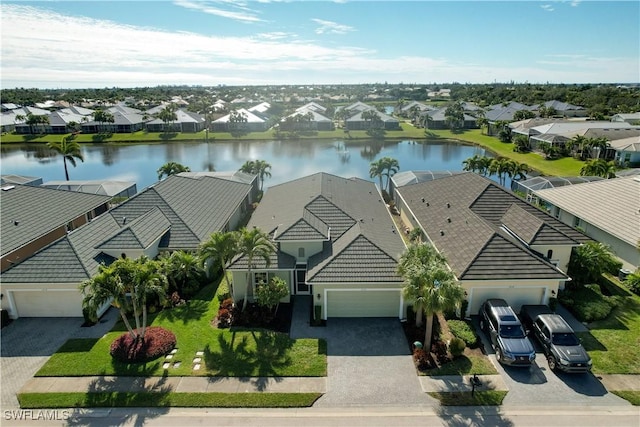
[12,290,83,317]
[326,289,401,318]
[469,287,545,315]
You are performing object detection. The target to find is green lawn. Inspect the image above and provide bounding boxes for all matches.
[36,280,327,378]
[422,351,498,376]
[611,391,640,406]
[577,294,640,374]
[18,392,321,408]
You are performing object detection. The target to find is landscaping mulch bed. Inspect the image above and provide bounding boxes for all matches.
[213,301,292,334]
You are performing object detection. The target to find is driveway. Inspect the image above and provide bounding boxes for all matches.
[471,314,631,407]
[289,297,432,407]
[0,308,118,408]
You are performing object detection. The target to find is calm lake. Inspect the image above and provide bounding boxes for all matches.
[1,139,494,191]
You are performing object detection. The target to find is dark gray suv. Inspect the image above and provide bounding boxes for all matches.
[479,299,536,366]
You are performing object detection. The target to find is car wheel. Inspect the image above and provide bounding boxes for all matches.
[496,348,503,362]
[548,355,557,371]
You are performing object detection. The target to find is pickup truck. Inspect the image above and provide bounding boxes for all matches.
[519,305,592,373]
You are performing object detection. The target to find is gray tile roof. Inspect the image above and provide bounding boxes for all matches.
[2,174,251,283]
[1,184,110,257]
[231,173,406,283]
[97,208,171,250]
[396,173,583,281]
[534,176,640,247]
[276,218,327,241]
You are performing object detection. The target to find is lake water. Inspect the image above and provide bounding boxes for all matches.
[0,139,493,191]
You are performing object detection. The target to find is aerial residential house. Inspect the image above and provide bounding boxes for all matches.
[525,121,636,150]
[229,173,408,319]
[395,172,589,317]
[534,176,640,270]
[389,170,463,201]
[341,103,400,131]
[0,184,111,273]
[0,174,43,186]
[0,173,256,319]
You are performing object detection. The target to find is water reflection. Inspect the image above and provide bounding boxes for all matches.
[1,139,491,190]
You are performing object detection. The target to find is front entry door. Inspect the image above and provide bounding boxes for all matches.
[295,265,309,295]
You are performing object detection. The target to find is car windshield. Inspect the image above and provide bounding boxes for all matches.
[552,333,580,346]
[499,325,525,338]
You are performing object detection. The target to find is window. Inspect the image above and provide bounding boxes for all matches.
[573,216,580,227]
[254,272,267,286]
[298,247,305,258]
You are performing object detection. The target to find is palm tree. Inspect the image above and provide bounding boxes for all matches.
[157,104,178,133]
[47,136,84,180]
[580,159,617,178]
[567,242,621,287]
[253,160,272,192]
[369,158,385,190]
[462,155,480,173]
[239,160,256,175]
[80,256,167,340]
[380,156,400,192]
[237,227,276,311]
[199,231,239,297]
[157,161,190,180]
[159,251,204,298]
[397,244,464,350]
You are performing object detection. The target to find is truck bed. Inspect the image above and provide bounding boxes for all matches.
[519,304,553,329]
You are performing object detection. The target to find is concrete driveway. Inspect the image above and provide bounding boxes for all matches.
[289,297,432,407]
[0,309,118,408]
[471,315,631,407]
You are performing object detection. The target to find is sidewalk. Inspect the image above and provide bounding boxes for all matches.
[20,376,327,395]
[419,375,508,393]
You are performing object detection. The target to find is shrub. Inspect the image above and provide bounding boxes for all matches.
[413,348,430,370]
[217,308,233,328]
[559,284,619,322]
[110,326,176,363]
[449,337,466,358]
[447,319,479,348]
[624,271,640,296]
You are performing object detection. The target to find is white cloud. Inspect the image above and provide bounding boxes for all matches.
[311,18,355,35]
[173,0,263,23]
[570,0,581,6]
[255,32,295,40]
[541,4,555,12]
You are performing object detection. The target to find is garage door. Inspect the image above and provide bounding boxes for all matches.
[11,290,83,317]
[469,287,545,315]
[326,289,401,318]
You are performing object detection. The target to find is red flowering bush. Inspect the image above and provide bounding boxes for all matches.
[110,326,176,363]
[413,348,430,370]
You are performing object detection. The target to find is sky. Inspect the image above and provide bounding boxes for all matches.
[1,0,638,89]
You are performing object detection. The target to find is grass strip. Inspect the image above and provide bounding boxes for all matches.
[427,390,507,406]
[610,391,640,406]
[422,353,498,376]
[18,392,321,408]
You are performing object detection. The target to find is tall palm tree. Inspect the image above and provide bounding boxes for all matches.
[253,160,272,192]
[580,159,617,178]
[157,161,190,180]
[239,160,256,175]
[199,231,239,297]
[80,256,167,340]
[397,244,464,350]
[380,157,400,192]
[47,136,84,180]
[462,155,480,173]
[369,158,385,190]
[237,227,276,311]
[159,251,204,298]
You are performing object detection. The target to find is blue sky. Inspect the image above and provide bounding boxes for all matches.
[1,1,638,88]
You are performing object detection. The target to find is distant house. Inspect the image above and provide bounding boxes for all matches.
[610,136,640,166]
[525,121,637,150]
[341,102,399,130]
[421,107,478,130]
[145,107,205,133]
[279,105,334,131]
[532,100,587,118]
[427,89,451,98]
[534,176,640,270]
[611,112,640,124]
[395,172,588,317]
[212,108,269,132]
[0,184,111,273]
[0,173,256,319]
[229,173,407,319]
[80,104,145,133]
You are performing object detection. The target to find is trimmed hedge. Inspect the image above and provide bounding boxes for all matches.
[447,319,479,348]
[558,284,620,323]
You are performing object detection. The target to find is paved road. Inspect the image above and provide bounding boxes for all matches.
[2,406,639,427]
